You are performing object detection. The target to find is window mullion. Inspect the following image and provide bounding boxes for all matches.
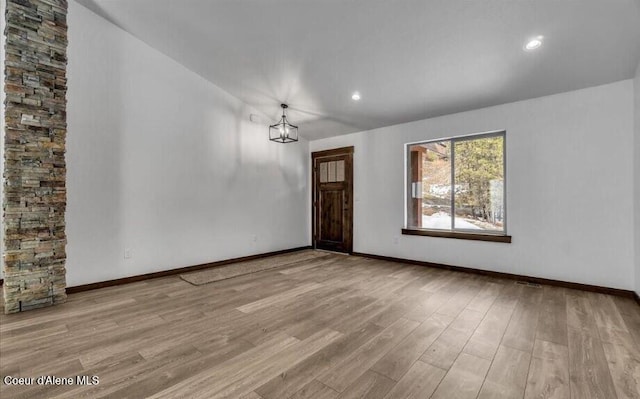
[451,139,455,231]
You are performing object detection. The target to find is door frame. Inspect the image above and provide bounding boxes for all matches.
[311,146,354,253]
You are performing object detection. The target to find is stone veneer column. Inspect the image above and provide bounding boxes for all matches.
[3,0,68,313]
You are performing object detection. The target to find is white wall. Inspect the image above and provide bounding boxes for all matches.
[66,2,310,287]
[634,62,640,296]
[311,81,635,290]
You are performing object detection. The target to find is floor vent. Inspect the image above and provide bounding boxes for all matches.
[516,281,542,288]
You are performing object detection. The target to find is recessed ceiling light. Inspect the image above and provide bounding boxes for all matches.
[351,92,361,101]
[524,36,544,51]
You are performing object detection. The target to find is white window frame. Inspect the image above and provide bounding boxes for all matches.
[404,130,507,236]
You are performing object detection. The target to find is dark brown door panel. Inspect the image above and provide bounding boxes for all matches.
[312,147,353,253]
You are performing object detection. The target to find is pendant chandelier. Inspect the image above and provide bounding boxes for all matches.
[269,104,298,143]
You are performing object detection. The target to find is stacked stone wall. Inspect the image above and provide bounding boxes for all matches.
[3,0,68,313]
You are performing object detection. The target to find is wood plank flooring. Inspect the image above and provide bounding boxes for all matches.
[1,253,639,398]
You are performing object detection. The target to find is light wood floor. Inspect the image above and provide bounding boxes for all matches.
[1,253,639,399]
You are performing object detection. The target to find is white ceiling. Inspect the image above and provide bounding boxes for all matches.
[76,0,640,140]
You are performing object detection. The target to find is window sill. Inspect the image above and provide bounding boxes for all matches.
[401,228,512,243]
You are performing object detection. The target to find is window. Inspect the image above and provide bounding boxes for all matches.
[404,131,509,242]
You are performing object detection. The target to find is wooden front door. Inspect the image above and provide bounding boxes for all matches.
[312,147,354,253]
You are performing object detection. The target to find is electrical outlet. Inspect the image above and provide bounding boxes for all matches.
[124,248,132,259]
[393,236,399,245]
[251,235,258,242]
